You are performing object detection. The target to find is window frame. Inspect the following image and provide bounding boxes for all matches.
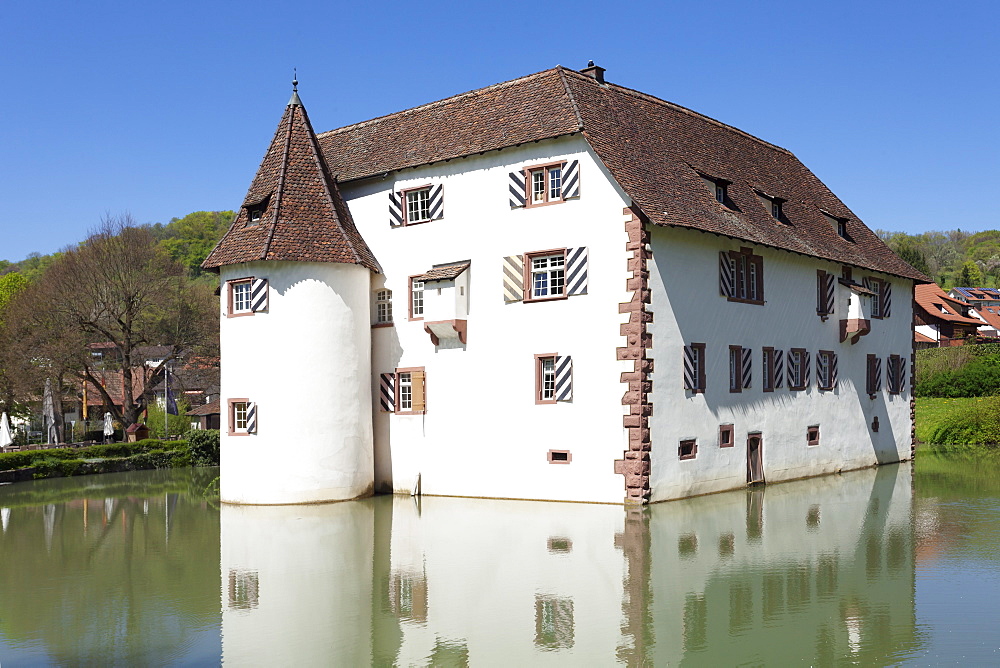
[547,449,572,464]
[227,277,255,318]
[401,185,433,225]
[408,276,425,321]
[817,350,836,391]
[524,248,568,302]
[789,348,808,391]
[394,366,426,415]
[679,439,698,461]
[719,424,734,448]
[868,277,887,319]
[684,343,707,393]
[228,398,251,436]
[729,345,743,393]
[807,425,820,446]
[535,353,558,405]
[374,289,393,326]
[524,161,566,208]
[762,347,775,392]
[725,248,765,305]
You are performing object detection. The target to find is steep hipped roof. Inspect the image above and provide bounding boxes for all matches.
[318,67,926,282]
[203,91,379,272]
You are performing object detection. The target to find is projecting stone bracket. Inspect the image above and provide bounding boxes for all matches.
[423,319,467,346]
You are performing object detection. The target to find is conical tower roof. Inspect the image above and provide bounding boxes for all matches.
[203,87,379,272]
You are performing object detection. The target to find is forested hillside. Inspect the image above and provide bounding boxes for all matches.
[879,229,1000,288]
[0,210,233,284]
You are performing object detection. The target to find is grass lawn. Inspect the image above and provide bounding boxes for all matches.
[915,396,986,444]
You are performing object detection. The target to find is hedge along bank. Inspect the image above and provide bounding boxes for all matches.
[0,431,220,483]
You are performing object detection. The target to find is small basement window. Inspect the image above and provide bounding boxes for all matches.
[679,439,697,461]
[719,424,734,448]
[807,425,820,446]
[547,450,571,464]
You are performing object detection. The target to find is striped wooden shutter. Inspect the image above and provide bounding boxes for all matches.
[875,357,882,391]
[389,191,404,227]
[786,350,795,388]
[379,373,395,412]
[428,184,444,220]
[830,353,839,387]
[562,160,581,199]
[818,272,835,314]
[883,281,892,317]
[773,348,784,388]
[410,370,426,412]
[503,255,525,303]
[897,356,905,390]
[509,171,526,208]
[683,346,696,390]
[566,247,588,296]
[803,351,811,386]
[719,252,734,298]
[742,347,752,389]
[246,402,257,434]
[555,355,573,401]
[250,278,269,312]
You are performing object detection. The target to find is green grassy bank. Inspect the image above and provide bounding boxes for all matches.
[915,397,1000,446]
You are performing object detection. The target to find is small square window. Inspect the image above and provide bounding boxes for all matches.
[719,424,734,448]
[807,425,820,446]
[679,439,697,460]
[547,450,571,464]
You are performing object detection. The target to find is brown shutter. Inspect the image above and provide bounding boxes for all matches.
[411,369,426,413]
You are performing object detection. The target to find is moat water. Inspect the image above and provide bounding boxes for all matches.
[0,449,998,665]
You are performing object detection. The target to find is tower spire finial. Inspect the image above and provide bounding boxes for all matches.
[288,68,302,106]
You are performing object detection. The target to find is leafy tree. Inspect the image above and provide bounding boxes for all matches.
[156,211,233,277]
[958,260,984,287]
[8,214,217,429]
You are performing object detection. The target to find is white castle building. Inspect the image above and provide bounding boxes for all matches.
[203,64,926,505]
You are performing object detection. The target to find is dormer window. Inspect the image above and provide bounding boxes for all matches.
[715,183,726,203]
[823,211,850,240]
[756,190,786,222]
[699,172,731,207]
[771,200,782,219]
[245,196,270,227]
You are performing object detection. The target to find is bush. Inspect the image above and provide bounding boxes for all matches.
[929,396,1000,445]
[188,430,219,466]
[916,345,1000,397]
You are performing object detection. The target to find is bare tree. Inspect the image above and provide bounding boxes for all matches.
[10,214,217,429]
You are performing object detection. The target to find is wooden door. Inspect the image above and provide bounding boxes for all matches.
[747,433,764,484]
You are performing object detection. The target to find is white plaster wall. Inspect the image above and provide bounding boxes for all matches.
[343,136,634,504]
[915,324,940,341]
[219,261,374,504]
[648,226,915,502]
[219,503,374,664]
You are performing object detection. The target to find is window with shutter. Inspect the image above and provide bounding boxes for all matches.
[228,277,268,317]
[228,398,255,435]
[866,354,881,397]
[684,343,706,393]
[816,270,834,318]
[395,367,426,415]
[817,350,837,390]
[720,247,764,304]
[505,247,589,304]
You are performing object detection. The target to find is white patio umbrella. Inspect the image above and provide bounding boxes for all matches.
[0,412,12,449]
[103,412,114,443]
[42,378,58,445]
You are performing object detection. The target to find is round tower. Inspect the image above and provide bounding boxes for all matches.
[203,82,380,504]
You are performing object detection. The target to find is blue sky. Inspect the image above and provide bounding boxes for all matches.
[2,0,998,262]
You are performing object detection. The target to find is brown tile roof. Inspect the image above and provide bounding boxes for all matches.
[973,306,1000,331]
[915,331,936,344]
[915,284,982,325]
[187,399,220,417]
[203,93,379,272]
[318,66,926,282]
[414,262,470,282]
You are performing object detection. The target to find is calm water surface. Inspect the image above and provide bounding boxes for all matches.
[0,452,998,666]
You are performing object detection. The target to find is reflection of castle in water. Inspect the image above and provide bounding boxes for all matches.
[221,463,919,665]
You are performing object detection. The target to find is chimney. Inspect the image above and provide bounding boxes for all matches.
[580,60,605,84]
